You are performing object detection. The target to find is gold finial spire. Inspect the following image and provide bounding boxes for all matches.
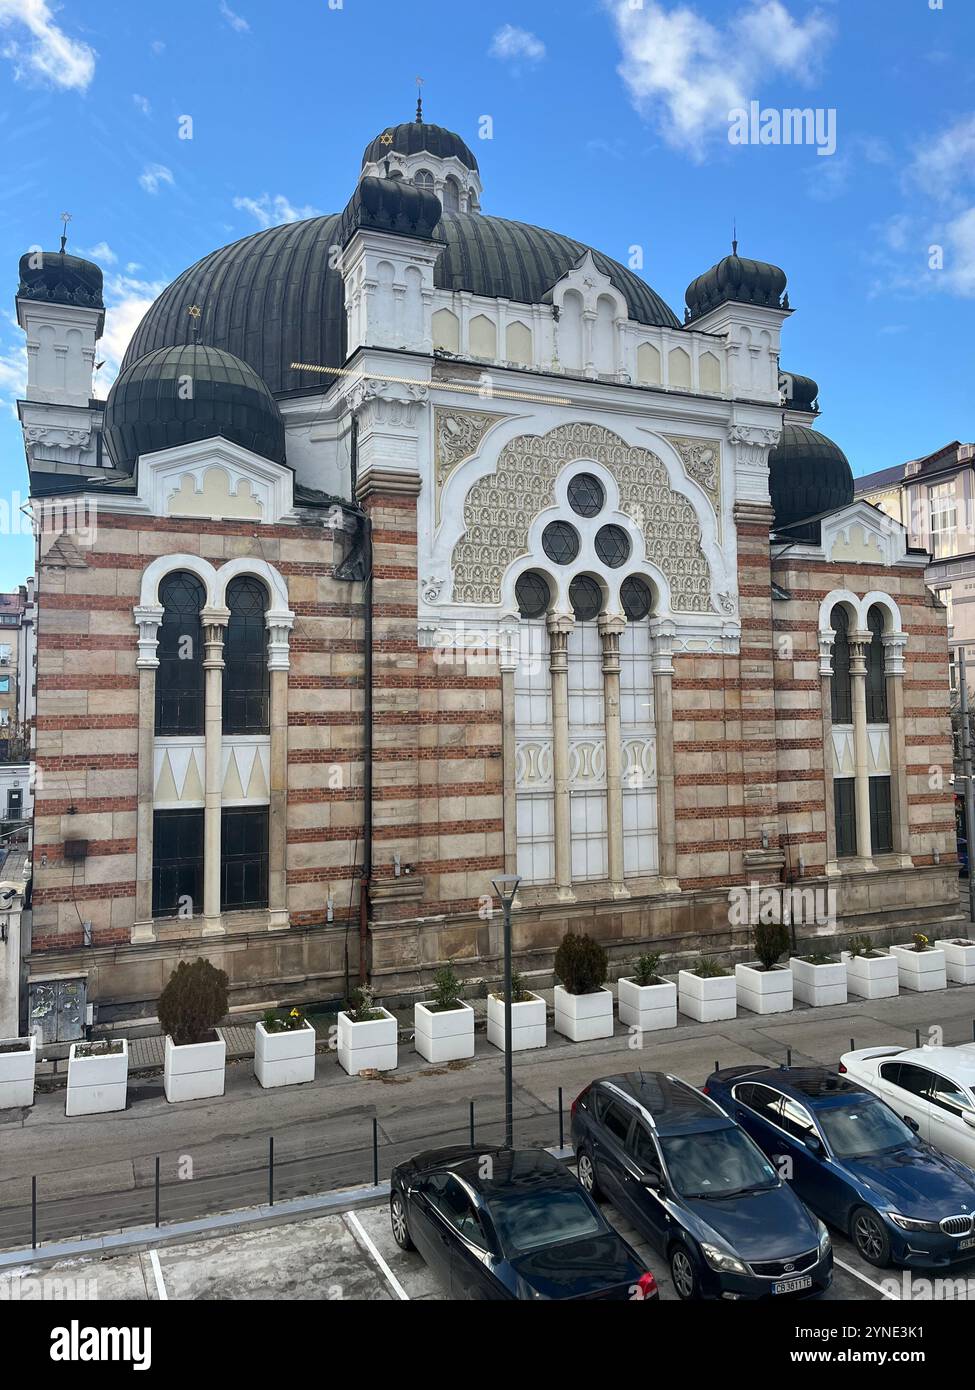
[59,211,72,254]
[415,75,424,123]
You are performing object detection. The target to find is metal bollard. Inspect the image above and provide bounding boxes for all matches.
[372,1116,379,1188]
[268,1137,274,1207]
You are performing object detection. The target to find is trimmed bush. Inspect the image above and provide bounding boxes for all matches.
[754,921,790,972]
[554,933,608,996]
[157,958,229,1046]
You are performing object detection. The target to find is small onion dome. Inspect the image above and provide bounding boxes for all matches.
[17,249,104,322]
[685,247,787,322]
[337,175,442,248]
[103,343,286,476]
[769,422,854,539]
[362,121,479,173]
[780,371,819,412]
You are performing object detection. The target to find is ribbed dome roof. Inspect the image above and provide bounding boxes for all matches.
[362,121,479,172]
[104,344,286,476]
[769,423,853,538]
[780,371,819,412]
[18,250,104,325]
[685,249,787,321]
[122,212,680,393]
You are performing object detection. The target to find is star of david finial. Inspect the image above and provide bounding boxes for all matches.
[380,131,394,147]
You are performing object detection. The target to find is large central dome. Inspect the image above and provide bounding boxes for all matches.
[122,210,680,395]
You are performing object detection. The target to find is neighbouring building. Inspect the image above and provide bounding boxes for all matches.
[14,111,959,1029]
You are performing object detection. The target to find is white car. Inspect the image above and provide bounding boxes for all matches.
[839,1044,975,1168]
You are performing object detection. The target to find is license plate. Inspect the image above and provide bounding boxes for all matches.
[960,1237,975,1250]
[772,1276,813,1295]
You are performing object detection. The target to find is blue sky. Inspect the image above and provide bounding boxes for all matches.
[0,0,973,589]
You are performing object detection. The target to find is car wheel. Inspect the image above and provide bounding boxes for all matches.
[851,1206,891,1267]
[390,1191,415,1251]
[670,1244,700,1300]
[576,1146,602,1201]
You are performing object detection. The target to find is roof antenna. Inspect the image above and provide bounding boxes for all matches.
[59,211,72,254]
[415,75,424,123]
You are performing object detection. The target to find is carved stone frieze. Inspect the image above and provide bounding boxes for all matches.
[665,435,721,519]
[434,406,509,521]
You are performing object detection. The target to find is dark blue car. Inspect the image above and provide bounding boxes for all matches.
[705,1065,975,1268]
[571,1072,832,1299]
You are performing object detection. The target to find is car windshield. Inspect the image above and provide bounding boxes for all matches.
[659,1127,779,1199]
[487,1188,604,1255]
[817,1098,916,1158]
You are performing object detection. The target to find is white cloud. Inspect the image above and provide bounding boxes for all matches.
[604,0,833,159]
[232,192,319,229]
[942,206,975,298]
[82,240,117,265]
[139,162,174,195]
[908,114,975,204]
[95,271,169,396]
[0,0,96,90]
[0,340,27,414]
[132,93,151,116]
[150,39,165,55]
[489,24,546,65]
[219,1,250,33]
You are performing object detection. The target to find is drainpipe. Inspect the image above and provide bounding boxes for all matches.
[359,512,373,985]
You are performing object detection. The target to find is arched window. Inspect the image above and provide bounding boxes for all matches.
[866,606,888,723]
[442,176,460,211]
[223,576,269,734]
[155,572,205,736]
[830,606,852,724]
[414,169,434,189]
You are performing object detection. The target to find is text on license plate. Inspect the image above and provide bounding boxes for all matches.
[773,1276,813,1295]
[960,1236,975,1250]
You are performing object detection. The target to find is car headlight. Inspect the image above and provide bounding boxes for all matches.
[817,1220,831,1255]
[700,1242,749,1276]
[889,1213,941,1233]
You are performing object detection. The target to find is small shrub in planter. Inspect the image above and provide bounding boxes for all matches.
[415,967,475,1063]
[66,1039,128,1116]
[737,923,793,1014]
[255,1005,316,1089]
[159,958,229,1103]
[678,957,736,1022]
[844,935,898,1000]
[338,986,398,1076]
[487,971,547,1053]
[617,951,677,1032]
[554,933,614,1041]
[891,934,947,993]
[790,952,847,1008]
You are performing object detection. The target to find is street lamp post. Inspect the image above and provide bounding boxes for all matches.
[492,873,521,1149]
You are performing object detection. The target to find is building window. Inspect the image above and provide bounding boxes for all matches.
[442,176,460,211]
[221,807,269,911]
[594,524,631,569]
[865,606,888,723]
[928,481,958,558]
[567,473,605,518]
[869,776,893,854]
[542,521,580,565]
[0,677,8,693]
[830,606,853,724]
[621,575,653,621]
[569,575,603,622]
[155,572,205,736]
[515,571,551,620]
[223,576,269,734]
[152,809,204,918]
[834,778,857,857]
[414,169,434,189]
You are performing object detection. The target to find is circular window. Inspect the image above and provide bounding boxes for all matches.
[515,570,551,620]
[595,524,631,569]
[542,521,580,566]
[569,575,603,622]
[621,575,653,621]
[567,473,605,518]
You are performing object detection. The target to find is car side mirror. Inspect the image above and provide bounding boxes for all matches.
[804,1134,824,1156]
[963,1112,975,1130]
[903,1115,920,1133]
[641,1173,662,1191]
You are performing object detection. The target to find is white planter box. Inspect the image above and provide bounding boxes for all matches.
[554,985,614,1042]
[736,962,793,1015]
[891,944,947,993]
[0,1035,36,1109]
[790,958,847,1008]
[414,1001,475,1063]
[678,970,736,1022]
[164,1035,226,1103]
[617,977,678,1032]
[487,992,547,1052]
[337,1009,398,1075]
[844,951,899,1000]
[936,939,975,985]
[254,1021,317,1088]
[66,1040,128,1116]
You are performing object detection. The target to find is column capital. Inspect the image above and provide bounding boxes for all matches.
[497,620,521,673]
[848,632,870,673]
[881,631,908,675]
[266,608,295,672]
[133,603,164,669]
[650,618,676,676]
[818,629,835,676]
[202,605,230,669]
[547,612,574,668]
[598,612,625,673]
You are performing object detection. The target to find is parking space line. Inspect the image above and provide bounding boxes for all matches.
[833,1254,897,1299]
[148,1249,168,1302]
[343,1212,410,1301]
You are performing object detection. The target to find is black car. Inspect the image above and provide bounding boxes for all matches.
[571,1072,833,1300]
[389,1145,659,1300]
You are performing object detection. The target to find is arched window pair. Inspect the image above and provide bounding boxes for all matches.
[155,573,270,736]
[830,606,888,726]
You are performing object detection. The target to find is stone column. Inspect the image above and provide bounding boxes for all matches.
[818,631,838,867]
[599,613,628,899]
[650,620,679,890]
[548,614,575,903]
[266,608,295,930]
[201,606,230,937]
[499,622,520,877]
[132,604,163,944]
[849,633,874,863]
[883,632,912,865]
